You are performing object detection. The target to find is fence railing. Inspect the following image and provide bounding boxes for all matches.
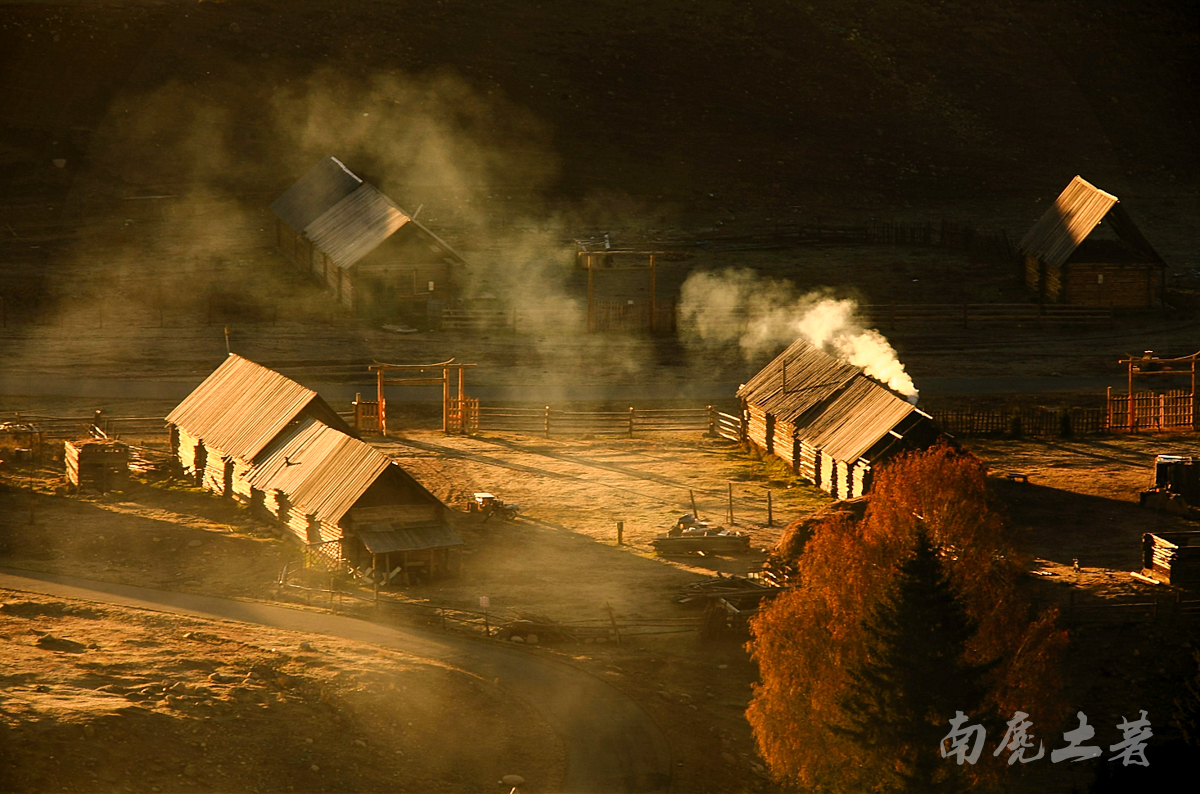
[3,414,166,440]
[476,405,711,437]
[712,410,745,442]
[1106,389,1196,433]
[930,407,1107,437]
[860,303,1113,330]
[1053,592,1200,625]
[276,575,701,641]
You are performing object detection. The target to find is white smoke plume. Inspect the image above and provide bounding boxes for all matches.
[679,268,918,398]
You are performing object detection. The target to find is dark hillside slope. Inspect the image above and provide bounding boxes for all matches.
[0,0,1194,216]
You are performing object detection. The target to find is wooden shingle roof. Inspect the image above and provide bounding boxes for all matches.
[800,376,918,463]
[166,354,352,462]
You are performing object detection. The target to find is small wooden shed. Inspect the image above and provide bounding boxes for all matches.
[247,416,461,581]
[1019,176,1165,307]
[165,354,355,498]
[65,439,129,492]
[271,157,467,324]
[737,339,939,499]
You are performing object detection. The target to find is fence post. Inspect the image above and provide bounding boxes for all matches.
[605,602,622,646]
[616,521,624,546]
[544,405,550,438]
[707,405,715,436]
[628,406,635,438]
[727,482,734,524]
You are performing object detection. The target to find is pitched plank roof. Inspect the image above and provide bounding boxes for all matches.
[738,338,925,464]
[247,416,437,526]
[270,156,363,231]
[800,376,918,463]
[736,339,860,425]
[303,183,411,269]
[166,354,351,462]
[1019,175,1162,268]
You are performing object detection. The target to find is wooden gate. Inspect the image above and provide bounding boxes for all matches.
[353,394,382,434]
[448,397,479,435]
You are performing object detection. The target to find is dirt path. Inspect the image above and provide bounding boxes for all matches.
[0,566,672,794]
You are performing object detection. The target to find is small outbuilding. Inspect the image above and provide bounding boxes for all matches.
[737,339,939,499]
[247,416,461,581]
[271,156,467,323]
[166,354,355,498]
[1019,175,1165,307]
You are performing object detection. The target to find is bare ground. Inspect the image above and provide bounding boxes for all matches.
[2,424,1198,791]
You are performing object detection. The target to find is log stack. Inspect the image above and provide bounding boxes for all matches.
[65,439,129,492]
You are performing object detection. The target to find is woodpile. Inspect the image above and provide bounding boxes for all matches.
[64,439,129,492]
[1142,532,1200,589]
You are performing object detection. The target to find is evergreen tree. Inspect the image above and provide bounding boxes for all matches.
[835,528,989,792]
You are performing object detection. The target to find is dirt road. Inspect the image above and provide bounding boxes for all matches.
[0,566,672,794]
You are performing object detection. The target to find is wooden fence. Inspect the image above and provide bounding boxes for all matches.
[0,294,281,329]
[930,407,1107,437]
[476,405,710,437]
[1106,389,1196,433]
[1053,591,1200,625]
[8,414,166,440]
[678,217,1017,262]
[712,410,745,442]
[860,303,1113,330]
[277,573,701,641]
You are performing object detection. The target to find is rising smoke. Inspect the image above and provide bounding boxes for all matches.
[679,268,918,398]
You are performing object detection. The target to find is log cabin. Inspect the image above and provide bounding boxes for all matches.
[271,156,467,324]
[246,415,461,580]
[737,339,939,499]
[1019,176,1165,308]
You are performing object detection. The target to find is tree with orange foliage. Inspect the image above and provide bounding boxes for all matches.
[746,442,1068,792]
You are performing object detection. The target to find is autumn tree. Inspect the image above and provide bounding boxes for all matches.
[746,442,1068,792]
[835,529,989,792]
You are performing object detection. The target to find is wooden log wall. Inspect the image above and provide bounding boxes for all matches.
[1064,264,1160,307]
[771,420,797,468]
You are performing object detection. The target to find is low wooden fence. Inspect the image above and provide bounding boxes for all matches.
[712,410,745,442]
[277,574,701,641]
[1054,591,1200,625]
[860,303,1113,330]
[684,218,1017,262]
[931,407,1107,437]
[476,405,710,437]
[7,414,166,440]
[0,294,281,329]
